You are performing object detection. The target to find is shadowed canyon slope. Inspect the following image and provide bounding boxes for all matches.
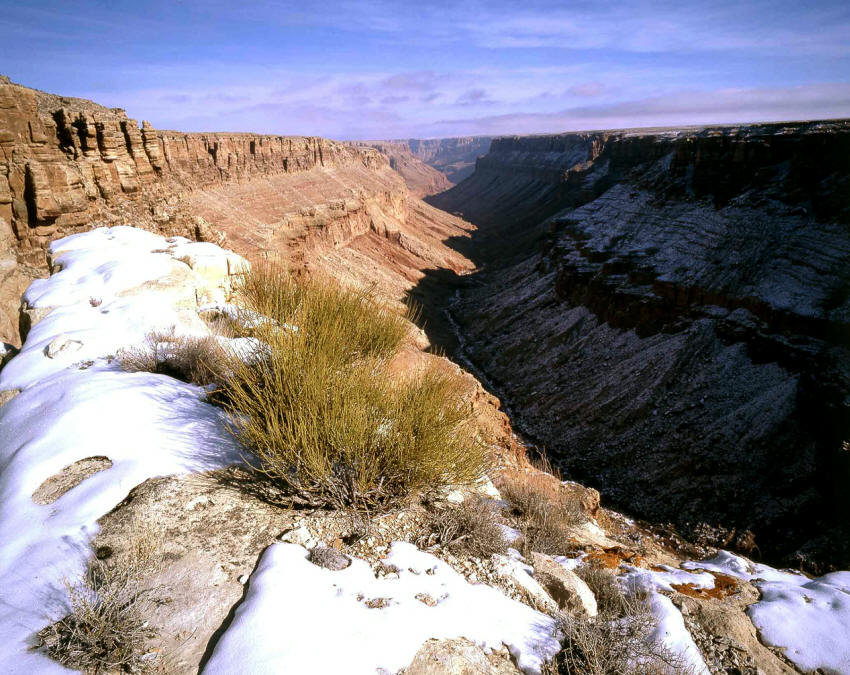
[0,76,475,344]
[424,121,850,570]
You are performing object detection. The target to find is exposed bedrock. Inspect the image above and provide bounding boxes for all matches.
[350,141,453,198]
[418,121,850,571]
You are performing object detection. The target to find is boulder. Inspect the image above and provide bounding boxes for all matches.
[531,552,597,617]
[44,334,82,359]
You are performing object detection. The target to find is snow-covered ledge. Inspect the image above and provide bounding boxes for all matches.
[0,227,246,673]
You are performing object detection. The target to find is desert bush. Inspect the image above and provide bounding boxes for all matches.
[221,265,487,510]
[120,328,225,386]
[232,262,413,364]
[575,562,631,618]
[36,533,161,673]
[418,497,507,557]
[499,467,585,557]
[553,593,693,675]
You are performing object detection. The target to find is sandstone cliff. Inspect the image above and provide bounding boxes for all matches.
[0,76,475,344]
[423,121,850,571]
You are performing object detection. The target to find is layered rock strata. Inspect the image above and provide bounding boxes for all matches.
[0,76,473,343]
[406,136,493,183]
[424,121,850,570]
[351,141,452,198]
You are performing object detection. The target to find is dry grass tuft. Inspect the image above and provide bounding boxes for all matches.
[418,497,507,557]
[575,562,631,618]
[36,532,162,673]
[552,589,694,675]
[499,465,585,557]
[119,328,225,386]
[221,264,488,510]
[233,262,414,361]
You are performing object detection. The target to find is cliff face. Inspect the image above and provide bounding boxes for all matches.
[404,137,492,183]
[0,77,381,264]
[421,120,850,571]
[0,77,475,344]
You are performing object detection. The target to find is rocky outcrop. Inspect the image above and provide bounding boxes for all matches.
[0,78,382,267]
[419,120,850,571]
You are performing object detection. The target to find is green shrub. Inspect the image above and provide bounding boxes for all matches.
[222,265,488,510]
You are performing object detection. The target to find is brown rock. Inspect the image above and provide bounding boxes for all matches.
[405,638,520,675]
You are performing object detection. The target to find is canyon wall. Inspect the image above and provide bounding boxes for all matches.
[351,141,452,198]
[425,120,850,571]
[0,76,476,344]
[370,137,493,184]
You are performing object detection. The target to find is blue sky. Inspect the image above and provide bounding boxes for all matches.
[2,0,849,139]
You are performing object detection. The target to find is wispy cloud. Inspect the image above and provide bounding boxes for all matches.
[2,1,848,139]
[428,83,850,137]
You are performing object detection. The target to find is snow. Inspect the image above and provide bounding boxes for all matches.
[0,227,245,672]
[682,550,809,585]
[2,227,246,392]
[203,542,561,675]
[645,593,710,675]
[685,551,850,673]
[619,563,715,595]
[749,571,850,673]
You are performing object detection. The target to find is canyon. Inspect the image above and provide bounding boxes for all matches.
[2,74,850,673]
[0,76,475,347]
[2,74,848,574]
[423,122,850,572]
[358,136,493,187]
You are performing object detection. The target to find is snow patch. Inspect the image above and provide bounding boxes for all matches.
[685,551,850,673]
[204,542,560,675]
[0,227,245,672]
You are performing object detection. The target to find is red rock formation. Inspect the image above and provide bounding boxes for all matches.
[0,77,386,266]
[0,77,477,346]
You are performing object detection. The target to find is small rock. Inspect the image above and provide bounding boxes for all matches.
[184,495,213,511]
[445,489,466,504]
[0,343,18,369]
[238,574,249,584]
[492,554,558,613]
[0,389,20,408]
[405,638,519,674]
[279,525,312,547]
[309,545,350,571]
[44,335,83,359]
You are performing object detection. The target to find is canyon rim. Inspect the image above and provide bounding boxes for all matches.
[1,2,850,674]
